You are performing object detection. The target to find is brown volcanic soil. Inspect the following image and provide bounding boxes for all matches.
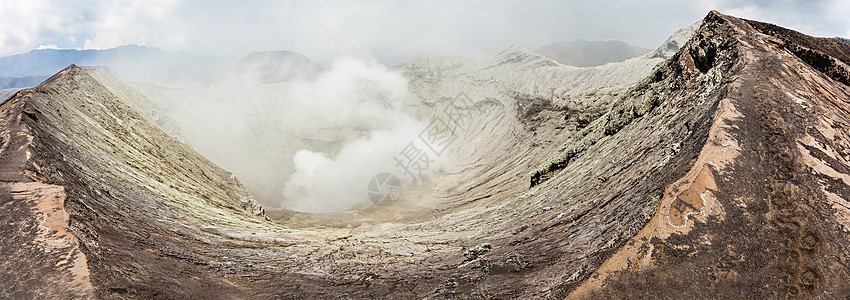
[1,11,850,300]
[746,18,850,87]
[573,11,850,299]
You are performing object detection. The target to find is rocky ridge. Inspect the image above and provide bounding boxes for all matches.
[1,10,849,299]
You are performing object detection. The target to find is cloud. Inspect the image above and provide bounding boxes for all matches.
[82,0,181,49]
[36,44,60,50]
[0,0,179,54]
[1,1,848,64]
[278,58,432,212]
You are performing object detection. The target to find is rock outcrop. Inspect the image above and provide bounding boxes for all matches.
[2,10,850,299]
[0,65,267,298]
[566,11,850,298]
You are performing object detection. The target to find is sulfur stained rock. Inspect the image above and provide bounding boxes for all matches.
[1,10,850,299]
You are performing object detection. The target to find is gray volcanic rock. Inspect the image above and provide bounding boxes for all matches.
[2,10,850,299]
[134,32,689,211]
[0,65,267,298]
[536,39,650,67]
[564,11,850,298]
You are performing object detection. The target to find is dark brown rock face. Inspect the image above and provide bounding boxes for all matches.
[571,11,850,299]
[746,18,850,87]
[2,11,850,299]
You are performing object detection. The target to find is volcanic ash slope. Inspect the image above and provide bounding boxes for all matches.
[1,10,850,299]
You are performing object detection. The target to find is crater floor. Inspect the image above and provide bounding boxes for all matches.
[2,11,850,299]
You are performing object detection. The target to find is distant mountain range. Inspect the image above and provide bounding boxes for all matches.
[0,45,233,88]
[0,88,21,102]
[7,11,850,298]
[535,39,650,67]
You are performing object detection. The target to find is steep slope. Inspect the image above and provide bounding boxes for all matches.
[133,23,697,212]
[2,49,707,297]
[83,67,187,142]
[0,65,266,298]
[564,11,850,298]
[536,39,650,67]
[132,51,328,207]
[132,79,367,208]
[3,10,850,299]
[397,21,697,122]
[746,19,850,86]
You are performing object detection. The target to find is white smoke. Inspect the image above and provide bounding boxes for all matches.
[282,58,410,125]
[137,56,449,213]
[278,58,433,213]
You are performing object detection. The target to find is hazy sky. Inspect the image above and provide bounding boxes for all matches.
[1,0,848,64]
